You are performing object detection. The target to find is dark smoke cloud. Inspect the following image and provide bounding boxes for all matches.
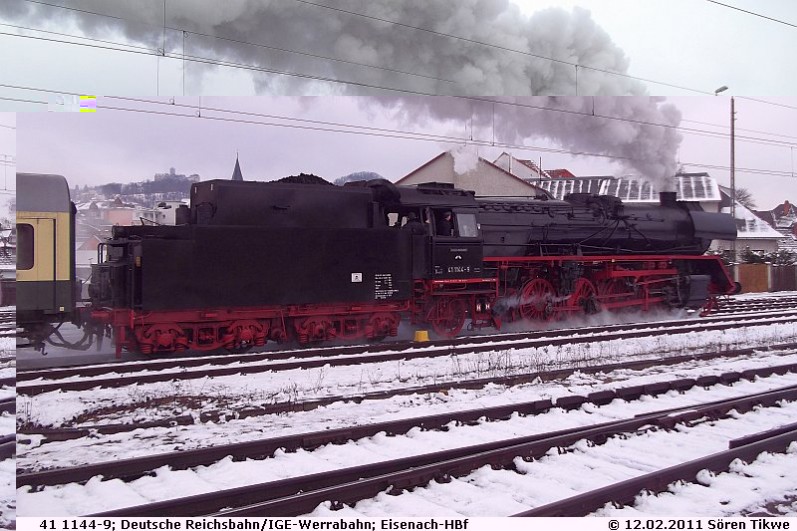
[368,96,683,186]
[2,0,682,183]
[3,0,643,96]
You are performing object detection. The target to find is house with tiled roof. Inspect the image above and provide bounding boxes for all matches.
[753,200,797,254]
[492,152,551,182]
[546,169,577,179]
[716,186,782,254]
[396,151,548,197]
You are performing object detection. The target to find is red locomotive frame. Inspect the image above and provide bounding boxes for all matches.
[90,253,735,356]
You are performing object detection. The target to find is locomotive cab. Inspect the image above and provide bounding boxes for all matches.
[429,207,483,280]
[388,183,486,281]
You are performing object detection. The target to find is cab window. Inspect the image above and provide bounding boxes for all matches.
[456,213,479,238]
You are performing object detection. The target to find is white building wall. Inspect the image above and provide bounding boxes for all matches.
[400,153,538,197]
[493,153,543,181]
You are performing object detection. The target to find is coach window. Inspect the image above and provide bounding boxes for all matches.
[17,223,34,270]
[456,213,479,238]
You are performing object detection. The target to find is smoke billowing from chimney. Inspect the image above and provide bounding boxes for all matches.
[2,1,682,185]
[368,96,682,188]
[4,0,643,96]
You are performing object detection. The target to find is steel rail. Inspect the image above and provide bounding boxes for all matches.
[17,316,797,396]
[84,384,797,517]
[513,426,797,516]
[17,306,797,380]
[18,350,797,443]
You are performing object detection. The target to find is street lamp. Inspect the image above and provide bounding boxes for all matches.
[715,85,735,259]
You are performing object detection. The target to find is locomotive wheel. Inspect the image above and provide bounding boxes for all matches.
[597,279,631,310]
[518,278,557,321]
[427,297,466,338]
[136,323,189,354]
[226,319,267,352]
[365,312,399,341]
[571,278,600,315]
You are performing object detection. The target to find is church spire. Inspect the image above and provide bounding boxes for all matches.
[231,153,243,181]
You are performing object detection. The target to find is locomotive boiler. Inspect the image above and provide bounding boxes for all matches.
[18,174,739,355]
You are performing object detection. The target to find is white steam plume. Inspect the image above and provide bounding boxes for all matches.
[451,144,480,175]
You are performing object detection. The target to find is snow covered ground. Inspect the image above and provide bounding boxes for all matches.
[17,319,797,430]
[16,369,797,516]
[16,311,797,517]
[0,336,15,527]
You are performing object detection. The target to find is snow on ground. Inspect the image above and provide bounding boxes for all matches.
[0,335,13,528]
[734,290,797,300]
[306,404,797,517]
[16,370,797,516]
[17,320,797,430]
[17,349,797,472]
[0,458,13,527]
[594,444,797,517]
[15,298,797,517]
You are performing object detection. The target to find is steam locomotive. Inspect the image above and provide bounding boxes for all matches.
[17,173,738,355]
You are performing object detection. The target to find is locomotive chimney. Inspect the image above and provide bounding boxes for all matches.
[659,191,677,207]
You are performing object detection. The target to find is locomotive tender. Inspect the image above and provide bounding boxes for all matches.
[18,173,738,355]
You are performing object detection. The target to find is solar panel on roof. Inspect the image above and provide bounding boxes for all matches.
[692,177,706,199]
[641,181,652,200]
[618,180,629,199]
[681,177,693,199]
[629,179,639,200]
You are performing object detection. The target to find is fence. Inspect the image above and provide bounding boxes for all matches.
[730,264,797,293]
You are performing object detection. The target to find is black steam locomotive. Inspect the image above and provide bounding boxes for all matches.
[18,174,738,355]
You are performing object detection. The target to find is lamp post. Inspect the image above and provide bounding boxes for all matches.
[715,86,736,260]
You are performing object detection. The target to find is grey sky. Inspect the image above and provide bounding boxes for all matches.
[1,0,796,104]
[3,1,796,210]
[15,96,797,211]
[0,113,16,220]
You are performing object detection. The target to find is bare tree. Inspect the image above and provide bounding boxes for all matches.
[733,188,756,210]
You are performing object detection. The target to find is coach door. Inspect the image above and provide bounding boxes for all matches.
[17,213,73,314]
[16,216,56,312]
[430,209,483,279]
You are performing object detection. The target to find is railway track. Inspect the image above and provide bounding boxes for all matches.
[17,297,797,380]
[0,309,16,339]
[515,422,797,516]
[16,312,797,396]
[24,376,795,517]
[18,361,797,486]
[18,346,797,440]
[17,295,797,371]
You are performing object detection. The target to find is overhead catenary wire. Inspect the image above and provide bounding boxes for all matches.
[17,0,459,86]
[704,0,797,29]
[91,96,797,179]
[737,97,797,112]
[13,0,716,95]
[682,118,797,142]
[0,28,462,98]
[103,93,797,150]
[4,79,797,171]
[3,23,794,147]
[289,0,716,95]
